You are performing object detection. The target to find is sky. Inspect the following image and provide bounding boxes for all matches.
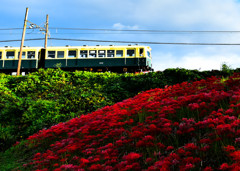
[1,0,240,71]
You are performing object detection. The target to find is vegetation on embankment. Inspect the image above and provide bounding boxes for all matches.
[0,67,239,170]
[3,71,240,170]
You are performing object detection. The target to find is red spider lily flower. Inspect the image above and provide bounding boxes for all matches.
[89,164,103,170]
[232,165,240,171]
[230,150,240,162]
[13,141,20,146]
[177,148,186,155]
[224,145,235,153]
[123,152,142,161]
[123,163,141,171]
[99,143,113,150]
[60,164,81,170]
[129,130,144,138]
[142,135,155,142]
[200,145,210,152]
[184,143,198,150]
[203,166,213,171]
[188,103,200,110]
[104,166,114,171]
[199,138,212,144]
[149,124,157,130]
[166,146,174,151]
[219,163,230,170]
[53,163,59,167]
[33,152,42,161]
[146,157,153,163]
[46,155,59,160]
[184,163,194,170]
[60,158,67,162]
[225,108,234,115]
[80,158,89,164]
[136,140,145,147]
[157,142,165,149]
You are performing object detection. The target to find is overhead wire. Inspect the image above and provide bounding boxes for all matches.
[0,38,44,43]
[0,37,240,45]
[1,27,240,45]
[2,32,221,35]
[0,28,23,30]
[48,27,240,33]
[49,38,240,45]
[1,27,240,33]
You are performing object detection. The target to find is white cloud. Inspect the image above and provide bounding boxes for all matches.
[113,23,139,30]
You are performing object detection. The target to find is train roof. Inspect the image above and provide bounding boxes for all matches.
[0,46,42,50]
[0,45,151,49]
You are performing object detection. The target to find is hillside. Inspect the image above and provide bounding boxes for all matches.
[1,67,233,152]
[12,72,240,170]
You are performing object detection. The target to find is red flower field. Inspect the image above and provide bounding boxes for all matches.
[22,73,240,170]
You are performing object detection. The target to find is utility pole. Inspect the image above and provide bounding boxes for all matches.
[17,7,28,76]
[16,9,49,75]
[44,14,49,49]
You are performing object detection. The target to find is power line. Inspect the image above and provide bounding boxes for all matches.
[0,38,44,43]
[50,37,240,45]
[45,32,209,35]
[1,37,240,45]
[2,32,220,35]
[0,28,22,30]
[49,27,240,33]
[1,27,240,33]
[1,32,240,36]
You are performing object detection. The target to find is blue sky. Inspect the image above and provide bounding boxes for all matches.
[1,0,240,71]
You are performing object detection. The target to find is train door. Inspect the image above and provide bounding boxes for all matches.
[139,48,144,57]
[39,48,46,68]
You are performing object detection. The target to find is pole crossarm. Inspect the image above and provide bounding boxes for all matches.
[27,20,45,31]
[27,20,50,37]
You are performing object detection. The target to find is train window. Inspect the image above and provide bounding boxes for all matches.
[6,51,15,59]
[140,48,144,56]
[116,50,123,57]
[98,50,105,57]
[107,50,115,57]
[27,51,35,59]
[48,51,55,58]
[127,50,135,57]
[80,50,88,57]
[18,52,26,59]
[57,51,64,58]
[89,50,96,57]
[68,50,76,58]
[28,51,36,59]
[0,52,2,59]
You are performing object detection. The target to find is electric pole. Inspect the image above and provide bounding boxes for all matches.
[17,9,49,75]
[17,7,28,76]
[44,14,49,49]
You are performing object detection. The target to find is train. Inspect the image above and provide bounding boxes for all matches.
[0,44,153,73]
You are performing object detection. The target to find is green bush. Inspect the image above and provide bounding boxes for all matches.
[0,69,112,151]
